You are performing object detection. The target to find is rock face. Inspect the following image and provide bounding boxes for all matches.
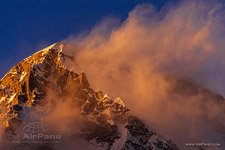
[0,44,179,150]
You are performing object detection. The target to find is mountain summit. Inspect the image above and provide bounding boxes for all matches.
[0,44,179,150]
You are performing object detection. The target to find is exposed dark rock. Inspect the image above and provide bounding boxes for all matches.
[12,104,22,111]
[18,94,28,103]
[81,121,120,148]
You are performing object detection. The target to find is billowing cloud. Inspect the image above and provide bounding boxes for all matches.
[62,0,225,149]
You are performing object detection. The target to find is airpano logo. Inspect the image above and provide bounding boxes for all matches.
[23,133,61,141]
[22,122,61,143]
[23,122,48,133]
[21,105,62,144]
[3,105,62,144]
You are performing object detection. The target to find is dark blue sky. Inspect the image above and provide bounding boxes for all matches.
[0,0,172,78]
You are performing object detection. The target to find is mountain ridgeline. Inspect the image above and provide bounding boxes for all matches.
[0,44,179,150]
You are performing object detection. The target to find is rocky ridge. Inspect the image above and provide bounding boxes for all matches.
[0,43,179,150]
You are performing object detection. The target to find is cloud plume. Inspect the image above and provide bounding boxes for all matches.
[62,0,225,149]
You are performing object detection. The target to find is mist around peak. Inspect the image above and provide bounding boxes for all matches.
[61,0,225,149]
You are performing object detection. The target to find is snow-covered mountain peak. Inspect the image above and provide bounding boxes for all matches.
[0,43,180,150]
